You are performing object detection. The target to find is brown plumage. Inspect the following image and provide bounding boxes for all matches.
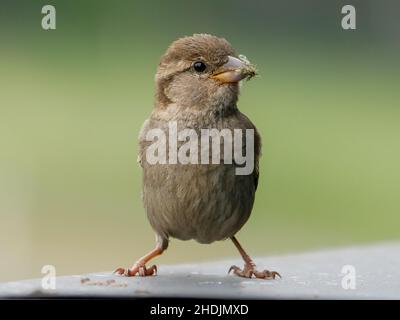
[114,34,280,279]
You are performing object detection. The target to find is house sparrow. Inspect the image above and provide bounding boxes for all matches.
[114,34,280,280]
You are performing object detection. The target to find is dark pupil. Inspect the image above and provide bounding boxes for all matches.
[194,61,206,72]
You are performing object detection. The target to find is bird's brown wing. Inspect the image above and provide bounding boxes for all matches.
[235,112,261,191]
[138,118,152,169]
[254,164,259,191]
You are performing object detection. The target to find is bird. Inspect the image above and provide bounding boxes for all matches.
[114,34,280,280]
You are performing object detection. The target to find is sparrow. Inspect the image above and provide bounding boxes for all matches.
[115,34,280,280]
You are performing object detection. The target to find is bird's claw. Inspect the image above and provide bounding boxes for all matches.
[229,264,281,280]
[114,267,129,276]
[113,264,157,277]
[138,265,157,276]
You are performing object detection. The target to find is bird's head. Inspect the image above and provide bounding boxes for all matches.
[155,34,257,110]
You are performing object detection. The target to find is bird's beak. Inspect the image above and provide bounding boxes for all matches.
[211,56,257,83]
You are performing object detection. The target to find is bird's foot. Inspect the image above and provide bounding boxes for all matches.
[228,264,281,280]
[114,263,157,277]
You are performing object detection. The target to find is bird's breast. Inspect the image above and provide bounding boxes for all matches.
[142,162,255,243]
[139,109,259,243]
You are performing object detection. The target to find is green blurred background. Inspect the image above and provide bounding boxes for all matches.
[1,0,399,282]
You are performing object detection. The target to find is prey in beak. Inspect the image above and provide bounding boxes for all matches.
[211,55,257,84]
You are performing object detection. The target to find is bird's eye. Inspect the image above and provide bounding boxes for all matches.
[193,61,207,73]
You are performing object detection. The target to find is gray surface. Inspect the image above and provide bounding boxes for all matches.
[1,242,399,299]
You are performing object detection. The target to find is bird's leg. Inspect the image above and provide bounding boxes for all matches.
[228,236,281,280]
[114,236,168,277]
